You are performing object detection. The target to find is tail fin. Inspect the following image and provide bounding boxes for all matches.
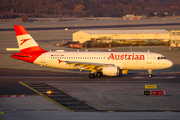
[14,25,46,53]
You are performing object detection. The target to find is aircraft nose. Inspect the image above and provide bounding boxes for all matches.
[167,60,173,68]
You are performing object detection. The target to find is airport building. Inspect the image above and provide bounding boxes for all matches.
[170,30,180,47]
[73,29,170,44]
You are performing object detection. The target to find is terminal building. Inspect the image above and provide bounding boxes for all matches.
[170,30,180,47]
[73,29,170,44]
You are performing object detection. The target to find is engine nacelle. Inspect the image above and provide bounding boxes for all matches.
[102,66,119,76]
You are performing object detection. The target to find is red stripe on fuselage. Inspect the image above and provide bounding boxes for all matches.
[11,52,46,63]
[12,46,47,63]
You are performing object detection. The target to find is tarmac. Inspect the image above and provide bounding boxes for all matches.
[0,68,180,120]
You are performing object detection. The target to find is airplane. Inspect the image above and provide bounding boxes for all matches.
[11,25,173,78]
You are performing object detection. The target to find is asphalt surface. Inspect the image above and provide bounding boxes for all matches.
[1,22,180,31]
[0,68,180,95]
[1,68,180,120]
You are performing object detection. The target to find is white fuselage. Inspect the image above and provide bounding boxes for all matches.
[12,25,173,78]
[34,51,173,71]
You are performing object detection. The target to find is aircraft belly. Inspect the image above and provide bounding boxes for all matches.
[131,60,149,70]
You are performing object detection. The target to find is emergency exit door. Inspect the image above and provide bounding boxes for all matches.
[146,54,152,64]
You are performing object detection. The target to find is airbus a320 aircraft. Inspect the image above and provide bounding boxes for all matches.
[11,25,173,78]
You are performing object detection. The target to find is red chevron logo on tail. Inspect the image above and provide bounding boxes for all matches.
[20,38,31,45]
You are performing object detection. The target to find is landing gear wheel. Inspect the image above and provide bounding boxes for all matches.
[148,70,153,78]
[148,74,152,78]
[96,72,102,77]
[89,73,95,78]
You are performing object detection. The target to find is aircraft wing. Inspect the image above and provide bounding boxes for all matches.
[63,61,115,71]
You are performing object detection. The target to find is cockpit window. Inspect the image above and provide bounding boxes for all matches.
[157,57,166,60]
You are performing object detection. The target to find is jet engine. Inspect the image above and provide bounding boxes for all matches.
[102,66,119,76]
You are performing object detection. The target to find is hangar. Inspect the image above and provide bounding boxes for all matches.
[73,29,170,43]
[170,30,180,47]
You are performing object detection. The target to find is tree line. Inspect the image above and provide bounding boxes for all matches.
[1,0,180,19]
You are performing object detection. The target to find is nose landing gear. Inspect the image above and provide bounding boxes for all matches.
[148,70,153,78]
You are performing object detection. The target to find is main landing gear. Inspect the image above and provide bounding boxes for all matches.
[148,70,153,78]
[89,72,103,78]
[89,73,95,78]
[96,72,102,77]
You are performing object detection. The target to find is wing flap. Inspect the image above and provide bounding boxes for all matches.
[62,61,114,71]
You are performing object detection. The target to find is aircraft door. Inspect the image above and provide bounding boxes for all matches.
[41,54,46,63]
[103,56,107,62]
[146,54,152,64]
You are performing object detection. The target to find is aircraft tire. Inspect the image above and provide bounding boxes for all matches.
[148,74,152,78]
[89,73,95,78]
[96,72,102,77]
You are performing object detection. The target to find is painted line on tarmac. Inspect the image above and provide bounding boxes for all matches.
[1,109,180,112]
[166,76,176,79]
[133,77,144,79]
[133,76,178,79]
[0,112,5,114]
[0,95,27,97]
[21,80,149,83]
[0,77,86,79]
[2,109,66,111]
[19,82,97,112]
[0,76,178,79]
[19,82,72,112]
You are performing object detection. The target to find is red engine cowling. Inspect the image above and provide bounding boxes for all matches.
[102,66,119,76]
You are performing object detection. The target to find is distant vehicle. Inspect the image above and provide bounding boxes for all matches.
[70,43,83,48]
[11,25,173,78]
[64,41,79,46]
